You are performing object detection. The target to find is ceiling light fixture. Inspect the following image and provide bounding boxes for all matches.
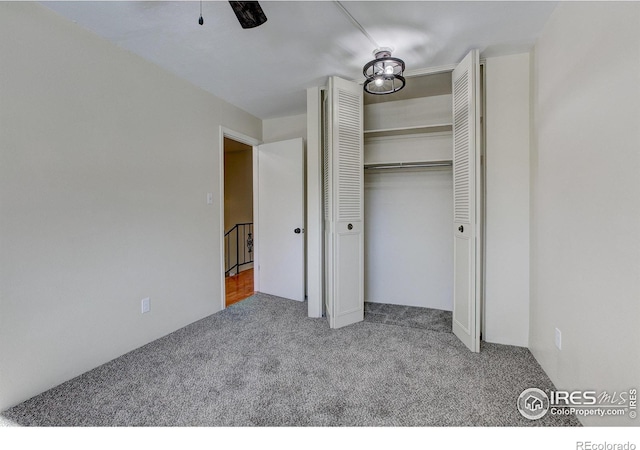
[363,48,406,95]
[334,1,406,96]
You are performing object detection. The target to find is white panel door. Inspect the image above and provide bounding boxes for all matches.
[324,76,364,328]
[452,49,482,352]
[257,138,305,302]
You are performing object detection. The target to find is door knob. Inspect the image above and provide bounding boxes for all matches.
[458,225,464,232]
[294,228,301,234]
[347,223,353,230]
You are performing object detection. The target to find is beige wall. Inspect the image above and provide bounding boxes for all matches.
[484,53,531,347]
[0,3,261,410]
[262,113,307,143]
[530,2,640,426]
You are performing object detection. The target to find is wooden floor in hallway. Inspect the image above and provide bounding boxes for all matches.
[225,268,254,307]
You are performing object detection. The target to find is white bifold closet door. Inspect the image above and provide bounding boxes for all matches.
[323,76,364,329]
[452,49,482,352]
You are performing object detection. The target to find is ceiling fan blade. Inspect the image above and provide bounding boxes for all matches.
[228,1,268,29]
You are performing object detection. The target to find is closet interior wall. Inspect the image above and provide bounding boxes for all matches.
[363,72,454,310]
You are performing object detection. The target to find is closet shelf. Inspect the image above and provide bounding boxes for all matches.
[363,124,452,139]
[364,160,453,170]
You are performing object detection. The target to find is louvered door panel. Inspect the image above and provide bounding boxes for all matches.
[323,94,331,222]
[337,89,362,222]
[452,50,481,352]
[453,70,471,225]
[324,76,364,329]
[322,93,333,316]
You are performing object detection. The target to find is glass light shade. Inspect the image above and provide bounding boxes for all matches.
[363,49,406,95]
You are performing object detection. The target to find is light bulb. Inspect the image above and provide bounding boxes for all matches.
[374,77,384,87]
[384,65,394,75]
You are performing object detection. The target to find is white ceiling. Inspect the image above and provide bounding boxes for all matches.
[43,1,557,119]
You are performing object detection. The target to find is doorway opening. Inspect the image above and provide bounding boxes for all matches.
[223,137,255,307]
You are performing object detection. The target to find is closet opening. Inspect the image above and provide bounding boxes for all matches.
[363,71,459,331]
[321,52,483,347]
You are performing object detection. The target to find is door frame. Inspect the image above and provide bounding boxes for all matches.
[219,126,261,311]
[306,86,324,318]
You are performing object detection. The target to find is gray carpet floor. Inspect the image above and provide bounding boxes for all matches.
[2,293,580,427]
[364,301,452,332]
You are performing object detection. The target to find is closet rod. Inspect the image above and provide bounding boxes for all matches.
[364,160,453,170]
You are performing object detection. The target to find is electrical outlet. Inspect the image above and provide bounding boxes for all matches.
[141,297,150,314]
[206,193,213,205]
[555,328,562,350]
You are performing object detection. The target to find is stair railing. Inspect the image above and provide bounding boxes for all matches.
[224,222,254,276]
